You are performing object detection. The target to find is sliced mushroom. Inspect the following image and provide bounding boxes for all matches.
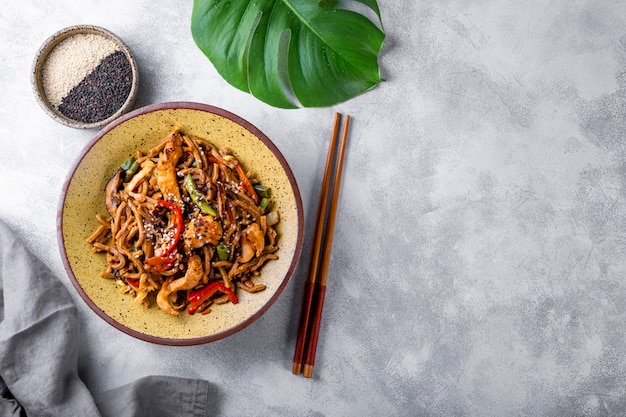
[105,168,124,217]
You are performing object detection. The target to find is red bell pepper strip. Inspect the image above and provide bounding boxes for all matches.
[206,154,223,165]
[145,200,183,271]
[126,278,139,288]
[235,164,260,205]
[145,251,178,272]
[187,281,238,315]
[225,202,235,223]
[216,182,235,223]
[153,200,183,257]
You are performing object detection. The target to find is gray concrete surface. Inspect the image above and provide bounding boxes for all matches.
[2,1,626,415]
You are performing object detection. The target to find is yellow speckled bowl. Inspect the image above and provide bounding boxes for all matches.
[58,102,304,345]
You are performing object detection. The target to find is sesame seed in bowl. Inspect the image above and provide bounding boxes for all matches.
[32,25,139,129]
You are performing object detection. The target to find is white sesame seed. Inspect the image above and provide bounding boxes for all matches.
[42,33,119,107]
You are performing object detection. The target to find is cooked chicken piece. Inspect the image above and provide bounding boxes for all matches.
[156,256,205,316]
[238,223,264,263]
[183,215,223,252]
[156,130,183,201]
[156,277,179,316]
[168,255,204,293]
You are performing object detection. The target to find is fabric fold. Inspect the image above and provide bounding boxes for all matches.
[0,220,212,416]
[0,220,100,417]
[94,375,211,417]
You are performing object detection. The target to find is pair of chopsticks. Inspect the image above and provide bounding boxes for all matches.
[292,113,350,378]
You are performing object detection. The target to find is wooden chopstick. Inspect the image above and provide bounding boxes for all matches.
[292,113,341,375]
[301,114,350,378]
[292,113,350,378]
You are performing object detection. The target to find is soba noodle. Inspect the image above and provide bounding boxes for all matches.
[86,128,279,316]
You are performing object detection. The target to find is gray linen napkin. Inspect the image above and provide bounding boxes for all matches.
[0,220,210,417]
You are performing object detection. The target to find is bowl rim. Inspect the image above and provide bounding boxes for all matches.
[57,101,305,345]
[31,24,139,129]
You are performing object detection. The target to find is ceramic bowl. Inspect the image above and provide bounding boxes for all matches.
[58,102,304,345]
[32,25,139,129]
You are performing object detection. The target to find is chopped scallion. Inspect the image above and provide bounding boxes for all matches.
[121,156,139,182]
[216,243,230,261]
[184,174,218,217]
[260,197,269,211]
[253,184,271,198]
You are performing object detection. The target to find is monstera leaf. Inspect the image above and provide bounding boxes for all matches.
[191,0,385,108]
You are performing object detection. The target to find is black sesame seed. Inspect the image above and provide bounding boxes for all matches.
[57,50,132,123]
